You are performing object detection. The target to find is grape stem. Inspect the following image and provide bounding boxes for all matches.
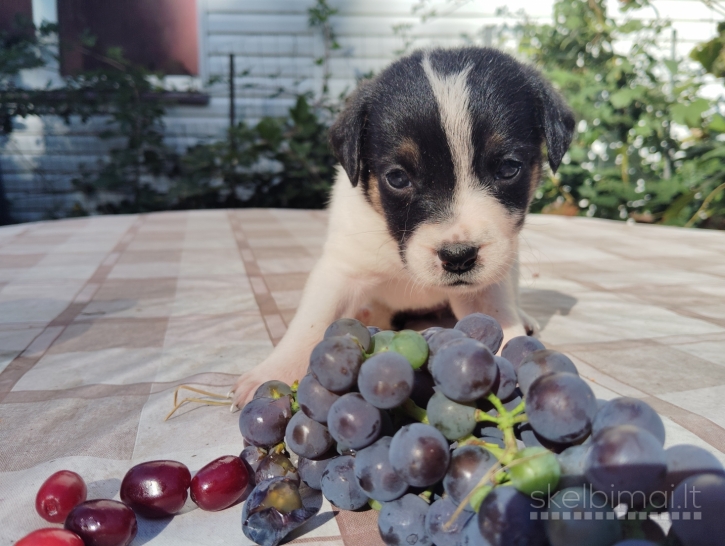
[400,398,429,424]
[418,490,433,503]
[443,450,548,531]
[368,499,382,511]
[164,385,231,421]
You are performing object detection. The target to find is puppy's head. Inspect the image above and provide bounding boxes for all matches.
[329,48,575,290]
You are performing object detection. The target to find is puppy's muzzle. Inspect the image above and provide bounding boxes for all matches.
[438,244,478,274]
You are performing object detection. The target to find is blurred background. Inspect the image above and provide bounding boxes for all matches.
[1,0,724,228]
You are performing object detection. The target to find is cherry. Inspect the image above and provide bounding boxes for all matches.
[15,528,84,546]
[35,470,87,524]
[64,499,137,546]
[190,455,250,511]
[120,460,191,518]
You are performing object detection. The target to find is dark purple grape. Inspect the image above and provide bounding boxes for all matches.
[298,453,336,490]
[545,486,621,546]
[461,516,486,545]
[501,335,546,371]
[357,352,414,409]
[256,452,300,486]
[492,356,517,401]
[378,493,432,546]
[327,393,382,450]
[665,444,725,490]
[320,455,369,510]
[477,486,547,546]
[669,473,725,546]
[308,336,364,393]
[431,338,498,402]
[353,437,408,502]
[239,396,292,447]
[613,541,660,546]
[592,397,666,446]
[242,477,322,546]
[515,422,572,453]
[425,495,474,546]
[410,370,436,408]
[191,455,250,511]
[556,444,589,489]
[368,326,382,336]
[427,391,477,441]
[454,313,503,353]
[443,446,498,510]
[585,425,667,508]
[389,423,451,487]
[253,380,292,400]
[240,446,268,472]
[324,318,372,352]
[517,350,578,396]
[420,326,444,342]
[427,328,467,358]
[526,372,597,444]
[120,460,191,518]
[64,499,138,546]
[284,410,334,460]
[296,373,339,424]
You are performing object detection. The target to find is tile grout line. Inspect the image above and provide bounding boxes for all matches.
[0,216,145,404]
[227,210,287,346]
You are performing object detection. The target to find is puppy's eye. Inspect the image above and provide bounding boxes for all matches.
[495,160,522,180]
[385,169,411,190]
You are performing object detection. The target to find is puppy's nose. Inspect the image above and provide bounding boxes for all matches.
[438,244,478,273]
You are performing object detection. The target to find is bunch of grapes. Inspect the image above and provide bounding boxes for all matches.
[238,314,725,546]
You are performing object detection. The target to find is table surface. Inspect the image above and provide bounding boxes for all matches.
[1,209,724,545]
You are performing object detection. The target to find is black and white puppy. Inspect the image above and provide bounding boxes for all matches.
[231,47,575,408]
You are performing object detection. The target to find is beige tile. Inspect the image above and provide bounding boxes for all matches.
[568,343,725,395]
[0,394,148,471]
[153,341,273,382]
[47,318,169,353]
[14,348,164,391]
[658,385,725,430]
[272,289,303,310]
[164,313,269,347]
[108,262,181,279]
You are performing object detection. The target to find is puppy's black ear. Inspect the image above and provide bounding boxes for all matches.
[329,80,373,187]
[532,74,576,173]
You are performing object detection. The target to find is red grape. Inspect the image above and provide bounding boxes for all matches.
[120,460,191,518]
[35,470,87,523]
[190,455,250,511]
[15,529,84,546]
[64,499,137,546]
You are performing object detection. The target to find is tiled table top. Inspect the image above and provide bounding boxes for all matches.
[0,209,723,545]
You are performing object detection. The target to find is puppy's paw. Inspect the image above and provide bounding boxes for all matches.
[518,308,540,337]
[230,358,309,411]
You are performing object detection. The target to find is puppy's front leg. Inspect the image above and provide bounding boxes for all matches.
[448,268,526,352]
[231,258,365,409]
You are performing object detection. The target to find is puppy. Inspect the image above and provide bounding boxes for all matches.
[231,47,575,408]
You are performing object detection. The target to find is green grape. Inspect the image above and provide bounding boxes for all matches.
[508,447,560,497]
[389,330,429,370]
[370,330,395,354]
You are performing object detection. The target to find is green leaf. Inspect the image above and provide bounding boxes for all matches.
[670,99,709,128]
[707,114,725,133]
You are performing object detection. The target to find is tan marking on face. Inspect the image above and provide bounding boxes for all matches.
[366,174,384,214]
[528,162,542,202]
[396,138,422,169]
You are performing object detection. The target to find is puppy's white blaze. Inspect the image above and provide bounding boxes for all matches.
[421,54,475,189]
